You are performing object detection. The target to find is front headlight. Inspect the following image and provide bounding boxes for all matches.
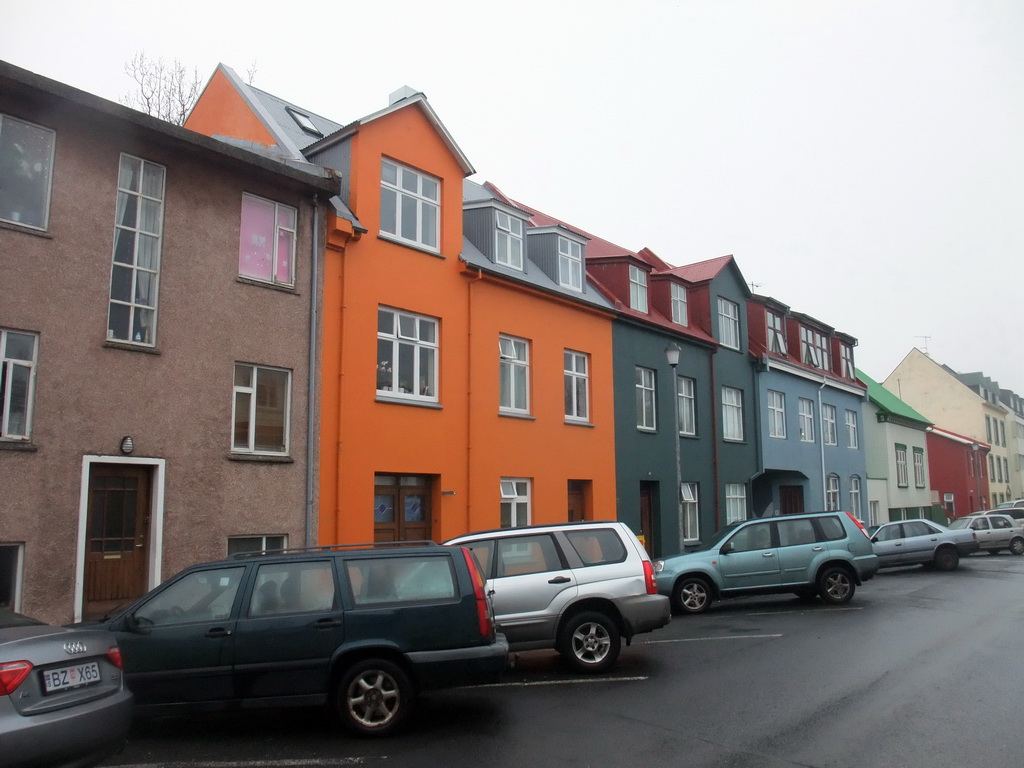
[653,560,664,573]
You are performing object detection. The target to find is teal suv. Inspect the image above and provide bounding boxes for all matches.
[655,512,879,614]
[85,542,508,736]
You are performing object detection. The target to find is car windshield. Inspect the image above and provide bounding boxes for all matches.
[0,606,45,628]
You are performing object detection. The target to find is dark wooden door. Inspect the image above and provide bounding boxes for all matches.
[567,480,586,522]
[84,465,150,620]
[374,475,432,543]
[780,485,805,516]
[639,483,655,556]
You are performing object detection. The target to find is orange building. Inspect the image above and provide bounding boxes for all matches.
[187,66,617,544]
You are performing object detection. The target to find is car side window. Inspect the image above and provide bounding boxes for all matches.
[991,517,1011,530]
[874,525,903,542]
[495,534,563,577]
[346,556,457,605]
[903,522,931,537]
[250,561,336,617]
[971,518,990,531]
[776,519,816,547]
[135,567,245,626]
[564,528,627,565]
[725,523,773,553]
[464,540,495,579]
[815,515,846,541]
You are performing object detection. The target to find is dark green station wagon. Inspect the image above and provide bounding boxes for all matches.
[86,542,508,736]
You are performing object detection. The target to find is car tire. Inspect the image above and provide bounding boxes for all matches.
[932,547,959,571]
[987,549,1001,555]
[673,576,713,615]
[558,611,621,673]
[816,565,855,605]
[335,658,414,737]
[1010,538,1024,556]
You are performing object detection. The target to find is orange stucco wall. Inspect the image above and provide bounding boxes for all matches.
[185,68,278,149]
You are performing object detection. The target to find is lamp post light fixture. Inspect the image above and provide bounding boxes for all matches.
[665,344,682,551]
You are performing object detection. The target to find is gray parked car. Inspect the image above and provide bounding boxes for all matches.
[870,519,979,570]
[654,511,879,614]
[446,521,670,673]
[1,606,133,768]
[950,513,1024,555]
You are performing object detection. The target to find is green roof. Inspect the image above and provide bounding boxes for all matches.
[856,369,932,427]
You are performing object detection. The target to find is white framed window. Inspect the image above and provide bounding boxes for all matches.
[849,476,862,518]
[635,366,656,431]
[840,344,855,378]
[767,311,787,355]
[670,283,688,325]
[233,363,290,455]
[799,397,815,442]
[377,307,438,402]
[1,329,37,441]
[845,410,859,448]
[895,444,909,487]
[717,298,740,350]
[499,335,530,414]
[629,265,648,312]
[107,154,165,346]
[380,159,439,251]
[500,478,531,528]
[826,474,840,511]
[558,236,583,291]
[0,113,55,230]
[768,390,786,438]
[681,483,699,543]
[238,193,296,286]
[227,534,287,555]
[725,483,747,524]
[822,404,838,445]
[913,447,925,487]
[495,211,524,270]
[800,326,830,370]
[722,386,744,441]
[564,350,589,422]
[678,376,696,436]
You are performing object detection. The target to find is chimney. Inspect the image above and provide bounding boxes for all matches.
[389,86,419,106]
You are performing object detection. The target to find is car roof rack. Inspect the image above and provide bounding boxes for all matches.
[231,540,440,559]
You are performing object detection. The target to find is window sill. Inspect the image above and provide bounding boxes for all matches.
[0,220,53,237]
[0,441,37,452]
[375,393,442,409]
[500,411,536,421]
[377,232,444,258]
[236,276,300,294]
[564,418,594,428]
[104,340,161,354]
[228,453,294,464]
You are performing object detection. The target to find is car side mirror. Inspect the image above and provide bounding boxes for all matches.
[125,612,153,635]
[721,542,735,555]
[871,536,879,543]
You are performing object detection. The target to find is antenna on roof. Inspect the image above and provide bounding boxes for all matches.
[749,280,764,292]
[915,335,931,355]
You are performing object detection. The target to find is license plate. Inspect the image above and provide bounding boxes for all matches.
[42,661,101,693]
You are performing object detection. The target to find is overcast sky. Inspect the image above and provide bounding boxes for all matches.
[4,0,1023,391]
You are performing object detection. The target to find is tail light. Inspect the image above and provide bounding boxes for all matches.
[643,560,658,595]
[0,661,33,695]
[846,512,870,539]
[462,547,494,639]
[107,646,124,669]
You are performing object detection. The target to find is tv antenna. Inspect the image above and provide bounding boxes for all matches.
[915,335,931,355]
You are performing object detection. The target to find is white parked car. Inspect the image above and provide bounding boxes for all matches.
[949,513,1024,555]
[870,519,979,570]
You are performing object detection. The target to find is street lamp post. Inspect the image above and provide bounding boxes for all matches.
[665,344,682,552]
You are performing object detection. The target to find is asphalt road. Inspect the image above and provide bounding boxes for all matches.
[102,553,1024,768]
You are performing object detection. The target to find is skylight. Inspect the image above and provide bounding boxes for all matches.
[286,107,322,137]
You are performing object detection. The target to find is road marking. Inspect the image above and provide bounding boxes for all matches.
[482,675,649,688]
[642,633,783,644]
[113,761,379,768]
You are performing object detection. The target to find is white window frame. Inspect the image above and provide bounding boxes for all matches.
[840,344,855,378]
[717,298,740,350]
[849,476,862,518]
[681,483,699,544]
[826,474,840,511]
[232,363,291,455]
[495,211,524,270]
[678,376,696,436]
[0,113,56,230]
[238,193,297,287]
[768,390,786,439]
[558,236,583,291]
[500,478,531,528]
[564,350,590,423]
[896,445,909,487]
[629,265,648,312]
[800,326,830,370]
[107,153,165,346]
[845,409,859,448]
[722,386,744,441]
[1,329,38,441]
[799,397,815,442]
[227,534,287,555]
[767,311,787,355]
[380,158,440,251]
[913,447,926,487]
[822,404,838,446]
[377,307,439,403]
[499,335,530,414]
[670,283,688,325]
[636,366,656,431]
[725,484,747,524]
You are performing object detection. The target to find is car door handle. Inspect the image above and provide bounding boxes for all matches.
[205,628,232,638]
[812,546,824,551]
[762,552,775,558]
[314,618,342,629]
[894,543,902,547]
[548,576,572,584]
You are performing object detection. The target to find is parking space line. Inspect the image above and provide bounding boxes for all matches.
[642,633,783,644]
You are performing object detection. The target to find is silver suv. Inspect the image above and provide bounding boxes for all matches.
[446,522,670,673]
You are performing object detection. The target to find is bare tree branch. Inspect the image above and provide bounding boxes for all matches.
[122,52,202,126]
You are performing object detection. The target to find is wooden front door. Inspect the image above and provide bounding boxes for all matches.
[639,482,656,556]
[84,465,150,620]
[780,485,805,516]
[567,480,586,522]
[374,474,432,543]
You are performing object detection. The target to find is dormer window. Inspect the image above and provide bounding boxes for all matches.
[495,211,523,270]
[670,283,687,325]
[717,298,740,350]
[800,327,830,370]
[767,311,787,355]
[285,107,323,138]
[380,159,440,252]
[840,343,855,378]
[629,265,648,312]
[557,236,583,291]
